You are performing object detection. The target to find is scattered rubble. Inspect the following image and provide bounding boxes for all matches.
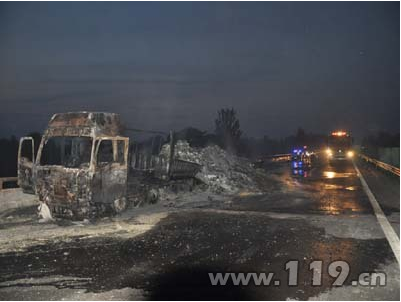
[161,141,260,194]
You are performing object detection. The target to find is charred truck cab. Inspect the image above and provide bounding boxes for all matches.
[18,112,129,219]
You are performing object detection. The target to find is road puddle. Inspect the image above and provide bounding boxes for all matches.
[323,171,354,179]
[324,184,357,191]
[292,169,311,178]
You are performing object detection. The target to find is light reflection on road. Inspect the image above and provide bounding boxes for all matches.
[289,160,367,215]
[323,171,354,179]
[318,163,364,214]
[292,169,310,178]
[324,184,357,191]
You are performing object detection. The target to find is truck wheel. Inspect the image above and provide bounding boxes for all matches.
[146,189,159,204]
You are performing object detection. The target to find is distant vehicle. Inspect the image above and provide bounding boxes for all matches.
[291,146,312,170]
[325,131,354,161]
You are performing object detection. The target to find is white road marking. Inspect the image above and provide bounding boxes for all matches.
[353,161,400,264]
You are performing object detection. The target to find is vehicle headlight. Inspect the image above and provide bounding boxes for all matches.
[326,148,332,156]
[347,151,354,158]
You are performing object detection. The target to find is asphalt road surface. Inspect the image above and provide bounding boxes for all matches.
[0,157,399,300]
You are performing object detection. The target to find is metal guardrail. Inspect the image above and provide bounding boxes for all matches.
[253,154,291,166]
[0,177,18,191]
[269,153,292,162]
[261,153,292,162]
[359,154,400,177]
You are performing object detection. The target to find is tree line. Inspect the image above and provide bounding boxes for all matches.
[0,108,398,177]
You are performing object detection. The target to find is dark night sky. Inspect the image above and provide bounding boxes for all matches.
[0,1,399,139]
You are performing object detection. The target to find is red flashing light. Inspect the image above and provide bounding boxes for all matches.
[331,131,347,136]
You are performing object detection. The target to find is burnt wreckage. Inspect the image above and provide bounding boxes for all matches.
[18,112,201,219]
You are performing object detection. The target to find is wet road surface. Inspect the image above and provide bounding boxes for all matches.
[356,159,400,237]
[0,158,399,300]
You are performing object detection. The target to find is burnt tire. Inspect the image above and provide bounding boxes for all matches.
[145,189,159,204]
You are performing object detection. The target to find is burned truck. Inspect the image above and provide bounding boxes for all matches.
[18,112,200,219]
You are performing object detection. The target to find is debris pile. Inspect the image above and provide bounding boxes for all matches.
[161,141,258,193]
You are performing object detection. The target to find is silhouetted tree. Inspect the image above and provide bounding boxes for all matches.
[215,108,242,152]
[361,131,400,158]
[362,131,400,148]
[175,127,211,147]
[295,127,306,146]
[0,136,19,177]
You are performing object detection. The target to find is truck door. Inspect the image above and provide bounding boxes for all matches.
[94,137,129,213]
[18,137,35,193]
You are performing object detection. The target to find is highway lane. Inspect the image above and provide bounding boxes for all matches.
[0,157,399,300]
[356,158,400,237]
